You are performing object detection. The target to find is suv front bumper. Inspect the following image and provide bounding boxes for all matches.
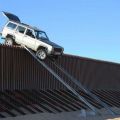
[51,47,63,56]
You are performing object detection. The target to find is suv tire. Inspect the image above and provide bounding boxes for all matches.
[5,37,13,46]
[36,49,47,60]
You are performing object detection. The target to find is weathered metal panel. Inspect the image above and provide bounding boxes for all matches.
[56,55,120,90]
[0,45,65,90]
[0,44,120,90]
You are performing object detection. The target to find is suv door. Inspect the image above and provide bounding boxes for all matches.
[23,29,36,50]
[15,26,26,44]
[3,11,21,22]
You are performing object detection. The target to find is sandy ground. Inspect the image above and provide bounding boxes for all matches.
[0,107,120,120]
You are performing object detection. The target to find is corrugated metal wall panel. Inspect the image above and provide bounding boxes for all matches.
[0,45,65,90]
[0,44,120,91]
[56,55,120,90]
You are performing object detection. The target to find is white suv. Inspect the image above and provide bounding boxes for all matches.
[1,12,64,60]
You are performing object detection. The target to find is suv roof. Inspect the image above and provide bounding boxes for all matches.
[3,11,41,31]
[20,23,40,31]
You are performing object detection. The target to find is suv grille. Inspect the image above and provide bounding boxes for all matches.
[54,48,62,53]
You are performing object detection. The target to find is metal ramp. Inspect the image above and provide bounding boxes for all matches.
[23,45,116,116]
[49,58,117,115]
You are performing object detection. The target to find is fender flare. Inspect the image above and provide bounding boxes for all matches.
[6,34,16,42]
[6,34,15,40]
[37,46,48,53]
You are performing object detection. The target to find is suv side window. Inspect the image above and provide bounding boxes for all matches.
[26,29,35,38]
[6,22,17,30]
[16,26,26,34]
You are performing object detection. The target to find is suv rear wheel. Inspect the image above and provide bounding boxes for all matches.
[36,49,47,60]
[5,37,13,46]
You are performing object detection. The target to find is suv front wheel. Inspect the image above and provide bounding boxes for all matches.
[5,37,13,46]
[36,49,47,60]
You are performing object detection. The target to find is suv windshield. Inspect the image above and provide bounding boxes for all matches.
[35,30,49,40]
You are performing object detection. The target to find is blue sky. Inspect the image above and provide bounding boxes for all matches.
[0,0,120,63]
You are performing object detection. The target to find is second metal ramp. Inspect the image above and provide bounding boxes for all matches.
[48,58,116,115]
[23,46,100,115]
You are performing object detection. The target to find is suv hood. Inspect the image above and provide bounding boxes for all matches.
[2,11,21,22]
[40,39,62,48]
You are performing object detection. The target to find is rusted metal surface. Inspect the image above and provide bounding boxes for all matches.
[0,44,120,90]
[56,55,120,90]
[0,89,119,118]
[0,45,120,118]
[0,45,63,90]
[0,89,87,118]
